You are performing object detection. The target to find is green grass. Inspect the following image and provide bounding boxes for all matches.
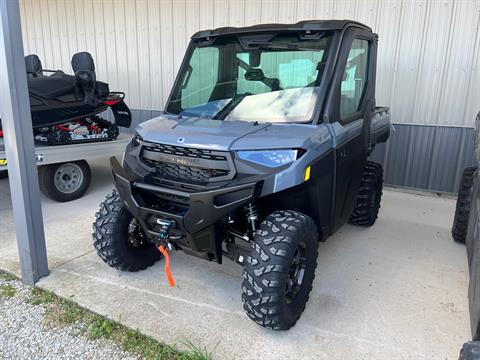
[0,270,213,359]
[0,283,17,298]
[0,270,16,281]
[28,287,214,360]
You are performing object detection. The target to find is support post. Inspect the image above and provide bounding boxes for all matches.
[0,0,48,285]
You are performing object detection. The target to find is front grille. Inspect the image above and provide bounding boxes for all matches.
[141,142,233,185]
[143,144,227,161]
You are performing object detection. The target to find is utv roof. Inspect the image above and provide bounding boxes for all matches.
[191,20,371,40]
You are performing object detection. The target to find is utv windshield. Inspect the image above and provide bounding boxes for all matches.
[166,33,333,123]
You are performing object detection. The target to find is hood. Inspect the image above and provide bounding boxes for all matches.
[136,114,270,151]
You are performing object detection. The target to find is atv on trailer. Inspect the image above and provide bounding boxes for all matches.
[93,20,391,330]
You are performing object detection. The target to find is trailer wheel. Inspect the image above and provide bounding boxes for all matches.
[242,210,318,330]
[0,170,7,179]
[38,160,91,202]
[452,167,477,243]
[93,191,161,271]
[349,161,383,227]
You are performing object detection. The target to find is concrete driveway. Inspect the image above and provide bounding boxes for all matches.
[0,159,470,359]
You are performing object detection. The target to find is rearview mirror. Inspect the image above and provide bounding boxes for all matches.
[249,51,261,67]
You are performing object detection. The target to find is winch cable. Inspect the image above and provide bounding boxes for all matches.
[158,245,175,287]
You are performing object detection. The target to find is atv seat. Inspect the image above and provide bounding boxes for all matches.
[25,54,43,78]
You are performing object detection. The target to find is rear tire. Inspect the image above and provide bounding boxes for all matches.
[38,160,91,202]
[452,167,477,243]
[242,210,318,330]
[93,191,161,271]
[349,161,383,227]
[0,170,7,179]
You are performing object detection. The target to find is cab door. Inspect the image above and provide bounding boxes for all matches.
[324,29,377,232]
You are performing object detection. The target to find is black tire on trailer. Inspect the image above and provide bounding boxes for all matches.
[0,170,7,179]
[93,190,161,272]
[452,167,477,243]
[242,210,318,330]
[38,160,91,202]
[349,161,384,227]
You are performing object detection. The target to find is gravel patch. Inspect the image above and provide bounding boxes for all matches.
[0,278,139,360]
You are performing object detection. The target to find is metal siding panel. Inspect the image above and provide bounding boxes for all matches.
[19,0,30,52]
[81,0,96,64]
[147,0,164,110]
[172,0,187,83]
[373,0,403,109]
[277,0,296,23]
[39,1,54,68]
[412,0,454,126]
[373,124,476,193]
[332,0,356,19]
[314,0,335,18]
[73,0,86,52]
[295,0,315,22]
[214,0,229,28]
[92,0,108,84]
[389,1,427,124]
[229,0,246,26]
[160,0,174,105]
[354,0,379,29]
[124,0,140,108]
[437,1,479,127]
[104,0,121,89]
[464,3,480,127]
[136,0,152,111]
[111,0,128,95]
[260,0,278,23]
[186,0,201,44]
[199,0,215,29]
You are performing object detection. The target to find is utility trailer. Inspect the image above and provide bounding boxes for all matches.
[0,133,131,202]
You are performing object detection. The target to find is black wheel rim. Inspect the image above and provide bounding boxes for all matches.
[285,241,307,304]
[127,218,149,251]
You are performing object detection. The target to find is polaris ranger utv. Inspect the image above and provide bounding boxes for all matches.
[93,20,391,330]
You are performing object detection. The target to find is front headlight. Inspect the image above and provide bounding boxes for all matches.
[237,149,300,168]
[132,133,143,147]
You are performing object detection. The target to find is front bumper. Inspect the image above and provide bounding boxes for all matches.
[110,156,259,261]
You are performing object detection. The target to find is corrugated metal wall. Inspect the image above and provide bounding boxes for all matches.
[17,0,480,192]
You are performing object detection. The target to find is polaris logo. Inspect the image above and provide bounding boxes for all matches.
[155,153,200,166]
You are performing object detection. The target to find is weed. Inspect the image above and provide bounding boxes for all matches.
[0,284,17,298]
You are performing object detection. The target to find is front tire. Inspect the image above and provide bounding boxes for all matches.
[452,167,477,243]
[349,161,384,227]
[242,210,318,330]
[93,191,161,271]
[38,160,91,202]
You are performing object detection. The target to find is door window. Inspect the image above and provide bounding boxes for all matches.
[340,39,369,118]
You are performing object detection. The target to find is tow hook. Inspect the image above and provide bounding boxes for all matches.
[157,218,176,249]
[156,218,176,288]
